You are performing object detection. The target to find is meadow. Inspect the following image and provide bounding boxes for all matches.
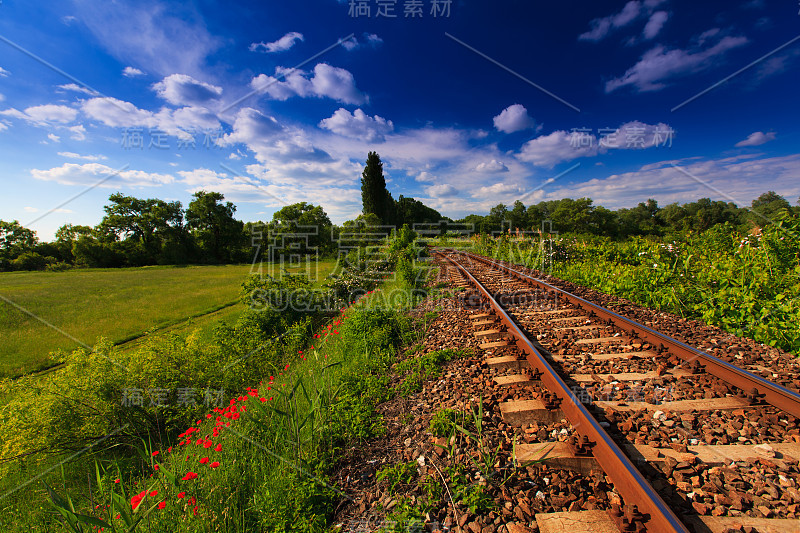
[0,261,337,378]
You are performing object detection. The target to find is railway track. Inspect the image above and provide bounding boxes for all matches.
[429,249,800,533]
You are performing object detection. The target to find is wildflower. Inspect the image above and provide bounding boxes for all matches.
[149,490,158,497]
[167,447,172,452]
[177,492,186,499]
[210,461,220,468]
[199,457,209,464]
[131,490,147,511]
[151,451,159,457]
[188,496,196,505]
[157,501,166,510]
[215,443,222,452]
[114,479,120,484]
[204,441,213,449]
[182,472,198,481]
[154,464,160,471]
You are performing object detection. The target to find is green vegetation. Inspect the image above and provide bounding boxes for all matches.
[0,228,428,532]
[0,261,336,377]
[468,211,800,355]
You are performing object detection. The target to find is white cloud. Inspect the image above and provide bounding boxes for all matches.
[249,32,304,53]
[471,182,525,199]
[122,66,146,77]
[493,104,536,133]
[68,124,87,141]
[47,134,61,143]
[606,34,748,92]
[58,151,108,161]
[0,67,9,77]
[318,108,393,142]
[340,36,359,51]
[81,97,220,138]
[365,33,383,46]
[517,130,599,168]
[0,120,8,132]
[474,159,509,173]
[1,104,78,125]
[152,73,222,106]
[72,1,221,78]
[642,11,669,39]
[61,15,77,25]
[31,163,174,188]
[415,171,436,183]
[339,32,383,52]
[250,63,366,105]
[57,83,99,96]
[426,184,458,198]
[24,206,39,213]
[735,131,776,147]
[579,1,642,41]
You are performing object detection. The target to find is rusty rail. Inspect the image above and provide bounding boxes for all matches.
[436,251,689,533]
[453,249,800,419]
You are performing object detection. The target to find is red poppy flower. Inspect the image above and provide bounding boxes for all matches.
[181,472,198,481]
[167,446,172,452]
[131,490,147,510]
[149,490,158,497]
[154,464,160,471]
[214,443,222,452]
[151,451,159,457]
[188,496,196,506]
[203,441,213,449]
[157,501,166,509]
[199,457,209,464]
[210,461,220,468]
[177,492,186,499]
[114,479,120,484]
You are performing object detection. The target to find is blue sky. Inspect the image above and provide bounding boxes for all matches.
[1,0,798,240]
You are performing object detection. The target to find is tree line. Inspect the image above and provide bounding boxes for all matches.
[2,150,797,271]
[460,192,798,237]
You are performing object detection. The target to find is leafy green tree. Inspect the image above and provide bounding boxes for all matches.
[99,193,185,264]
[396,195,444,227]
[509,200,527,232]
[270,202,334,256]
[185,191,245,263]
[750,191,791,224]
[0,220,37,270]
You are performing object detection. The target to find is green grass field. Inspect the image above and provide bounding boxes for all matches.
[0,260,337,378]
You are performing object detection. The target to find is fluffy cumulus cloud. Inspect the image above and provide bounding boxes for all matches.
[606,33,748,92]
[249,32,304,53]
[471,182,525,199]
[735,131,776,147]
[415,171,436,183]
[122,66,145,77]
[425,184,458,198]
[517,130,599,168]
[1,104,78,125]
[493,104,535,134]
[31,163,174,188]
[318,108,393,142]
[152,74,223,106]
[474,159,509,173]
[516,121,673,167]
[81,97,220,139]
[250,63,366,105]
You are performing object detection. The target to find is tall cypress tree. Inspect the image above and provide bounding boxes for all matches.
[361,151,390,224]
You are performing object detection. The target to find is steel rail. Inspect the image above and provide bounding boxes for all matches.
[436,251,689,533]
[453,249,800,419]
